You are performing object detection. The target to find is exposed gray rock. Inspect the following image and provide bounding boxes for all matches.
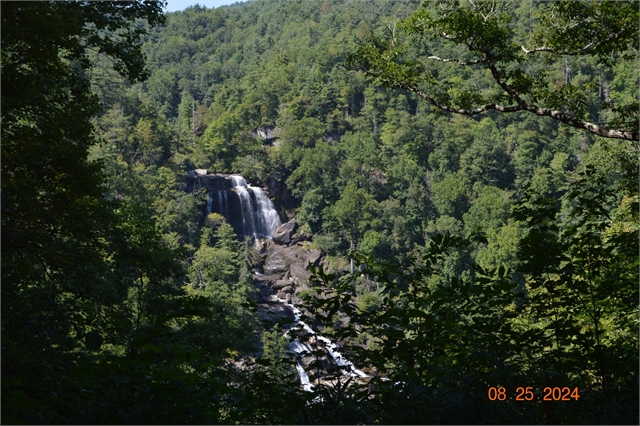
[264,250,290,274]
[252,126,280,141]
[297,342,339,373]
[272,280,291,290]
[290,262,312,286]
[197,173,232,191]
[290,230,311,245]
[264,244,304,274]
[273,218,298,245]
[253,272,286,286]
[305,250,322,268]
[253,273,284,302]
[250,221,329,322]
[258,303,294,324]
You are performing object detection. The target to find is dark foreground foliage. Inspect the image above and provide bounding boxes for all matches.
[298,163,638,424]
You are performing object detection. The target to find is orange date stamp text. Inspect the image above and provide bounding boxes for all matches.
[488,386,579,401]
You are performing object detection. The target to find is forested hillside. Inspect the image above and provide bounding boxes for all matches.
[2,0,638,424]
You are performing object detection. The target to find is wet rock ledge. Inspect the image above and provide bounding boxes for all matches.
[253,218,323,323]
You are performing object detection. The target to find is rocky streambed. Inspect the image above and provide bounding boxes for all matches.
[186,171,368,388]
[252,218,370,389]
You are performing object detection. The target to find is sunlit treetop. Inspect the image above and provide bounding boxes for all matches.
[346,0,639,141]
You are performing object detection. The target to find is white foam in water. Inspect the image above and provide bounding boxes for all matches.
[231,175,257,238]
[277,297,370,391]
[230,175,281,240]
[316,336,369,378]
[296,362,314,392]
[288,339,312,356]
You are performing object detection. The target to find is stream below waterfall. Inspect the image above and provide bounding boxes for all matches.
[276,296,369,391]
[203,172,366,392]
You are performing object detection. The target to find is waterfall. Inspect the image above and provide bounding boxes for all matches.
[231,175,258,238]
[207,193,213,214]
[296,362,314,392]
[230,175,281,239]
[217,191,224,216]
[253,189,282,238]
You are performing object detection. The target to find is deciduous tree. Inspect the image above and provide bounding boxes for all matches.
[346,0,639,140]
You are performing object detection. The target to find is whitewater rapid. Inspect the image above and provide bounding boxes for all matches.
[278,297,369,391]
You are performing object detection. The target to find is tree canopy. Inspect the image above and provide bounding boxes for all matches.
[2,0,637,423]
[346,0,639,140]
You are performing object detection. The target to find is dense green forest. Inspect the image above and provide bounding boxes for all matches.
[2,0,638,424]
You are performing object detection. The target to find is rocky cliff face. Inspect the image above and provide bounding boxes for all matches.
[253,219,320,307]
[184,174,365,385]
[183,173,330,311]
[253,219,360,383]
[186,171,285,238]
[254,219,371,386]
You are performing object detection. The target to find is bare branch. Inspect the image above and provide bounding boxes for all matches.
[427,55,485,66]
[381,77,522,115]
[484,58,639,140]
[521,33,618,57]
[354,60,637,140]
[441,32,455,41]
[521,45,552,55]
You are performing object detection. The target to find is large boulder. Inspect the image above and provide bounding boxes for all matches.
[272,280,292,290]
[305,250,322,268]
[272,218,298,245]
[289,262,312,286]
[264,244,304,274]
[253,272,286,286]
[263,246,322,282]
[264,247,290,274]
[276,291,292,303]
[290,230,311,245]
[258,303,294,324]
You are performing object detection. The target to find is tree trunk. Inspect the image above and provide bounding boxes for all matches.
[350,239,354,274]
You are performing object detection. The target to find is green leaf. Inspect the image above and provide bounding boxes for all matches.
[85,330,103,351]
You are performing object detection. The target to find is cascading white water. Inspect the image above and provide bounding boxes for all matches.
[253,189,282,238]
[231,175,258,238]
[230,175,281,239]
[279,296,369,392]
[217,191,224,216]
[296,363,314,392]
